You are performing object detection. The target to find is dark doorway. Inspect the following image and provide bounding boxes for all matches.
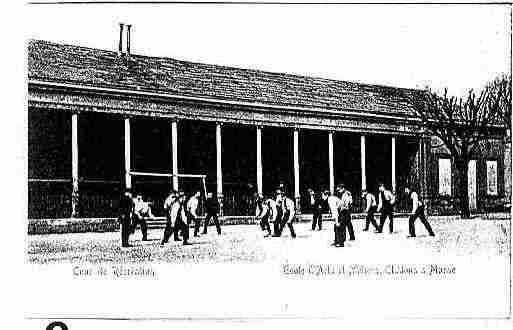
[262,126,293,197]
[366,134,392,195]
[395,136,420,212]
[79,112,124,217]
[28,109,71,218]
[178,120,216,194]
[222,124,257,216]
[333,132,362,211]
[300,129,329,211]
[130,117,173,217]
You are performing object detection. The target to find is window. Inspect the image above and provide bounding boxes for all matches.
[486,160,498,196]
[438,158,452,196]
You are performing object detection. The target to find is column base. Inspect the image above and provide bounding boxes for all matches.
[71,190,79,218]
[295,196,301,215]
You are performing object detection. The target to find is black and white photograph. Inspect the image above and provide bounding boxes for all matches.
[14,0,513,328]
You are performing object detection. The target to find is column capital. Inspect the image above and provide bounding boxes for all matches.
[256,124,264,130]
[215,121,224,127]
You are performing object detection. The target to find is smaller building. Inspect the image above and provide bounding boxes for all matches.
[428,136,509,214]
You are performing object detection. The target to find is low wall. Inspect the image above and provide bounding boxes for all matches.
[28,212,509,235]
[28,212,409,235]
[28,217,120,235]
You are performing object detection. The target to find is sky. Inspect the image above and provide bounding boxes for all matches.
[26,3,511,97]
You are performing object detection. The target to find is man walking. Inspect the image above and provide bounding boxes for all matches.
[338,184,355,241]
[321,190,344,247]
[175,191,191,245]
[274,189,297,238]
[203,192,222,235]
[255,193,277,237]
[161,191,191,246]
[132,194,152,241]
[187,191,201,237]
[308,189,324,231]
[377,183,395,234]
[162,190,178,243]
[118,189,134,248]
[361,189,379,231]
[405,186,435,238]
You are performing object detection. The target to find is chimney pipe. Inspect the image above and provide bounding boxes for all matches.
[118,23,124,55]
[126,24,132,56]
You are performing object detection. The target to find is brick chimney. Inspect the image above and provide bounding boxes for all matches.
[126,24,132,57]
[118,23,124,56]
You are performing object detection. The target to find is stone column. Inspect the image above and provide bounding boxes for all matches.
[256,126,263,195]
[419,137,430,212]
[361,135,366,191]
[216,123,224,216]
[391,136,396,193]
[124,117,131,190]
[293,128,300,212]
[171,120,178,191]
[328,131,334,194]
[71,112,79,217]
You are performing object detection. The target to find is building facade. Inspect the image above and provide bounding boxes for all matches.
[27,38,509,220]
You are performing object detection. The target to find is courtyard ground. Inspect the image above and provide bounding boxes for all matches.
[28,214,510,264]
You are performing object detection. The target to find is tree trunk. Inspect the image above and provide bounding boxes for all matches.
[455,158,471,218]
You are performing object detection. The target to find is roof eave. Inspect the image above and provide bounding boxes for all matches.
[28,79,422,125]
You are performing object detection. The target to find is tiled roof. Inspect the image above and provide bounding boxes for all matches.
[28,39,420,117]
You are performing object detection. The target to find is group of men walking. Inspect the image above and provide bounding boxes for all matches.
[118,191,155,247]
[160,189,222,246]
[119,182,436,248]
[309,183,436,247]
[118,188,222,248]
[360,184,435,238]
[322,184,355,247]
[254,182,435,248]
[255,187,298,238]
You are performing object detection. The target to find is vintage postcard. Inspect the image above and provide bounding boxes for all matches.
[21,1,512,329]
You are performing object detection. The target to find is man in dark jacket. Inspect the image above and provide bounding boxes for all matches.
[203,192,222,235]
[118,189,134,248]
[308,188,324,231]
[377,183,395,234]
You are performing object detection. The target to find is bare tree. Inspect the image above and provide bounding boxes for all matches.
[486,74,511,133]
[406,84,504,218]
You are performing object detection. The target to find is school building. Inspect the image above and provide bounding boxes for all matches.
[27,32,510,220]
